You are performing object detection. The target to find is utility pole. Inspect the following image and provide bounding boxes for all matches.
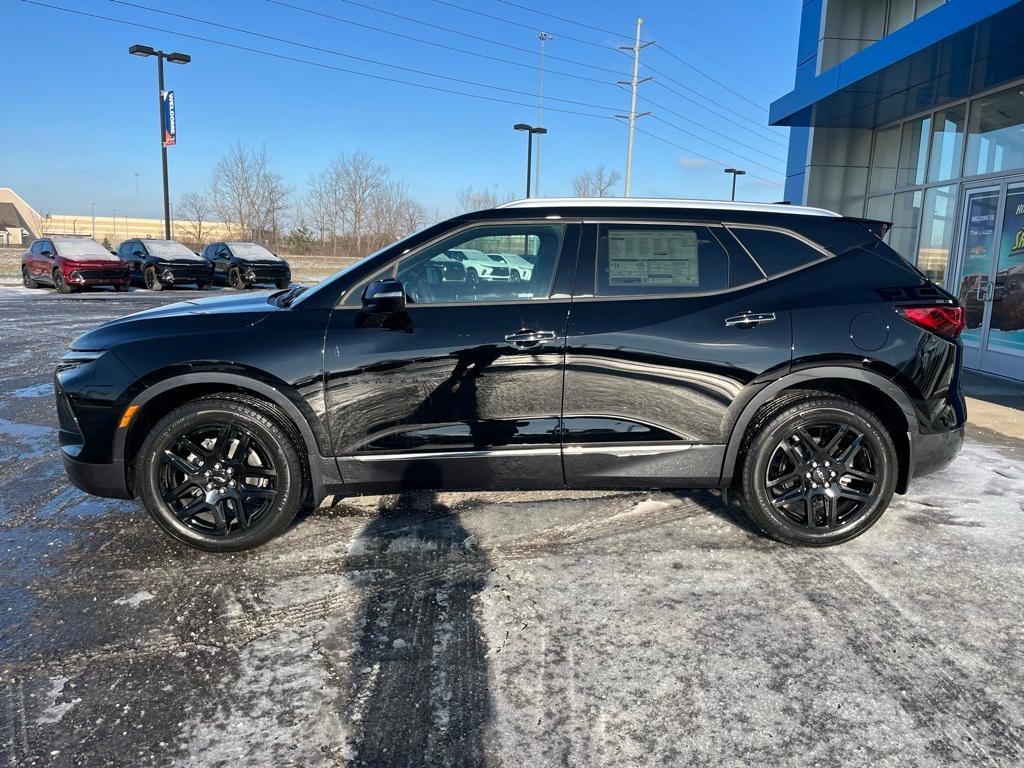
[133,170,141,219]
[534,32,552,197]
[89,202,96,237]
[617,18,653,197]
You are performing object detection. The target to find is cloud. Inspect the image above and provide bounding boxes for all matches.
[678,155,711,169]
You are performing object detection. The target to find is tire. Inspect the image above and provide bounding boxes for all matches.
[510,269,520,282]
[228,266,249,290]
[195,282,210,291]
[738,394,896,546]
[144,266,163,291]
[22,266,39,289]
[275,278,290,289]
[465,268,479,284]
[53,268,73,294]
[115,283,129,292]
[135,395,307,552]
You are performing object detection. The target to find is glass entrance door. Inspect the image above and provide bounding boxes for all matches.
[952,180,1024,380]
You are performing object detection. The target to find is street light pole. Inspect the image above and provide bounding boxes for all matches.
[724,168,746,201]
[129,44,190,240]
[514,123,547,197]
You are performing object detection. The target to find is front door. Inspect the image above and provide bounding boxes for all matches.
[324,221,579,493]
[953,180,1024,380]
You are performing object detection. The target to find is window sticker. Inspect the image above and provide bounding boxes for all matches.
[607,229,700,287]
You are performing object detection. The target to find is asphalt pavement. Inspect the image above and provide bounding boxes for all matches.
[1,285,1022,767]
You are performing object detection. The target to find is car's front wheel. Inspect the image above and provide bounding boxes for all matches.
[135,396,306,551]
[143,266,163,291]
[739,394,896,546]
[22,266,39,289]
[53,268,73,294]
[228,266,249,290]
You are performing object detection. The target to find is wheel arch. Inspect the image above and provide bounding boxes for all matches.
[722,367,916,494]
[114,372,335,500]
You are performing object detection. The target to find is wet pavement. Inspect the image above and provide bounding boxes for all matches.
[1,285,1023,767]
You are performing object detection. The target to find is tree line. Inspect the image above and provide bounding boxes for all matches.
[176,142,621,258]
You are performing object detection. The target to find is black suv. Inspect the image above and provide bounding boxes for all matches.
[57,199,966,551]
[119,239,213,291]
[200,242,291,289]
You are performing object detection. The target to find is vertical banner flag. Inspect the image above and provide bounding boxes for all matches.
[161,90,176,147]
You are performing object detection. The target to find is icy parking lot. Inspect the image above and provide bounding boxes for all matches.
[1,286,1023,767]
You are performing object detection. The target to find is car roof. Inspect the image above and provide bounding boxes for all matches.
[494,197,840,217]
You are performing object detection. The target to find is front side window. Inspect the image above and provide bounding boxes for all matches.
[395,224,565,304]
[729,227,827,277]
[595,224,747,296]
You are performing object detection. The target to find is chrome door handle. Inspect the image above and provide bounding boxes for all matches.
[505,329,556,347]
[724,312,776,327]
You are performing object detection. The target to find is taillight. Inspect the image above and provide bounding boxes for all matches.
[897,305,965,339]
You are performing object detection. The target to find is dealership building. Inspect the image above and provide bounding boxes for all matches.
[771,0,1024,382]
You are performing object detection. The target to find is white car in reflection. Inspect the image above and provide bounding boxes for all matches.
[488,252,534,283]
[444,248,513,282]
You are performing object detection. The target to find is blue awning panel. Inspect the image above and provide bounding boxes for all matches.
[770,0,1024,129]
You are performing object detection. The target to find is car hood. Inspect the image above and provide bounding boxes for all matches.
[71,292,278,350]
[236,255,286,264]
[154,253,207,264]
[65,258,127,268]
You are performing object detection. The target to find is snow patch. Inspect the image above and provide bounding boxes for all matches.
[37,677,79,725]
[114,590,155,608]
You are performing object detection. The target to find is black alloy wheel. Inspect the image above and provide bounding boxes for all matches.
[144,266,163,291]
[22,266,39,289]
[740,394,896,546]
[275,278,290,290]
[465,268,479,284]
[136,396,305,551]
[53,268,73,294]
[228,266,249,290]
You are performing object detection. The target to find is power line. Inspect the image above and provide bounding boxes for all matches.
[653,43,768,113]
[645,114,784,175]
[265,0,615,87]
[333,0,626,76]
[24,1,613,119]
[108,0,622,113]
[494,0,635,42]
[633,124,783,187]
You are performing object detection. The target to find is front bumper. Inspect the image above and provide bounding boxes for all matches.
[157,263,213,284]
[62,449,132,499]
[910,426,965,480]
[67,267,130,286]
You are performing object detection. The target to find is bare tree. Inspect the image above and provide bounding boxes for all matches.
[209,142,290,245]
[177,192,211,245]
[332,150,388,255]
[455,186,510,213]
[305,168,343,255]
[368,180,428,248]
[571,165,622,197]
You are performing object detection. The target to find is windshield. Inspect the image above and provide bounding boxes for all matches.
[487,254,506,263]
[54,239,117,260]
[145,240,200,259]
[228,243,277,260]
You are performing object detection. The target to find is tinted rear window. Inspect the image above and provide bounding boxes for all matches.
[729,227,825,277]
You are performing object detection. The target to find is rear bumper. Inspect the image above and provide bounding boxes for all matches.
[61,450,132,499]
[910,426,964,481]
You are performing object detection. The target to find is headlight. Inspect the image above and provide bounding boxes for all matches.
[57,350,104,372]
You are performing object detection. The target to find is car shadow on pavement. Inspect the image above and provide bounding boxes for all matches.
[343,485,492,766]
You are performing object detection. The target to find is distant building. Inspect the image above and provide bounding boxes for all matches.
[772,0,1024,382]
[0,187,233,247]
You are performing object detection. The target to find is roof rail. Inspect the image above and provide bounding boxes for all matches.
[495,197,841,217]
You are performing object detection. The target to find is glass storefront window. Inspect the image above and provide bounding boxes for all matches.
[869,126,901,193]
[887,0,915,32]
[927,105,966,182]
[890,190,923,260]
[898,115,932,187]
[916,0,945,18]
[965,85,1024,177]
[916,185,957,283]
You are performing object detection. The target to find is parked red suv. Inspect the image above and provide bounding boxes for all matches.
[22,237,130,293]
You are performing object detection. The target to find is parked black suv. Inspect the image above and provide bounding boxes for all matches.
[119,239,213,290]
[200,242,291,289]
[57,199,965,551]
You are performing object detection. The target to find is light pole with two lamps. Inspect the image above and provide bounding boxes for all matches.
[724,167,746,202]
[513,123,547,198]
[128,44,190,240]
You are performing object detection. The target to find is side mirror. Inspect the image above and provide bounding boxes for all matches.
[362,278,406,314]
[110,250,117,256]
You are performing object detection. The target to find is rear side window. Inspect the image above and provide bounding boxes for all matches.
[729,227,827,277]
[596,224,753,296]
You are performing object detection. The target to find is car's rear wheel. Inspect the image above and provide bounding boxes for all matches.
[53,268,73,294]
[196,281,210,291]
[228,266,249,290]
[22,266,39,289]
[115,282,129,292]
[135,396,306,551]
[275,278,289,289]
[739,394,896,546]
[143,266,164,291]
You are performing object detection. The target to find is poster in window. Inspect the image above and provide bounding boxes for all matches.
[607,229,699,287]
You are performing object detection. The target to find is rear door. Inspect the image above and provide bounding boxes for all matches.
[324,220,579,493]
[562,221,792,488]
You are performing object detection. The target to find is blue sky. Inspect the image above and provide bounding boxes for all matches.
[2,0,799,220]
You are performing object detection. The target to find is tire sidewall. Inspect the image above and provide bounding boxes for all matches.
[136,401,302,551]
[743,402,896,545]
[144,267,163,291]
